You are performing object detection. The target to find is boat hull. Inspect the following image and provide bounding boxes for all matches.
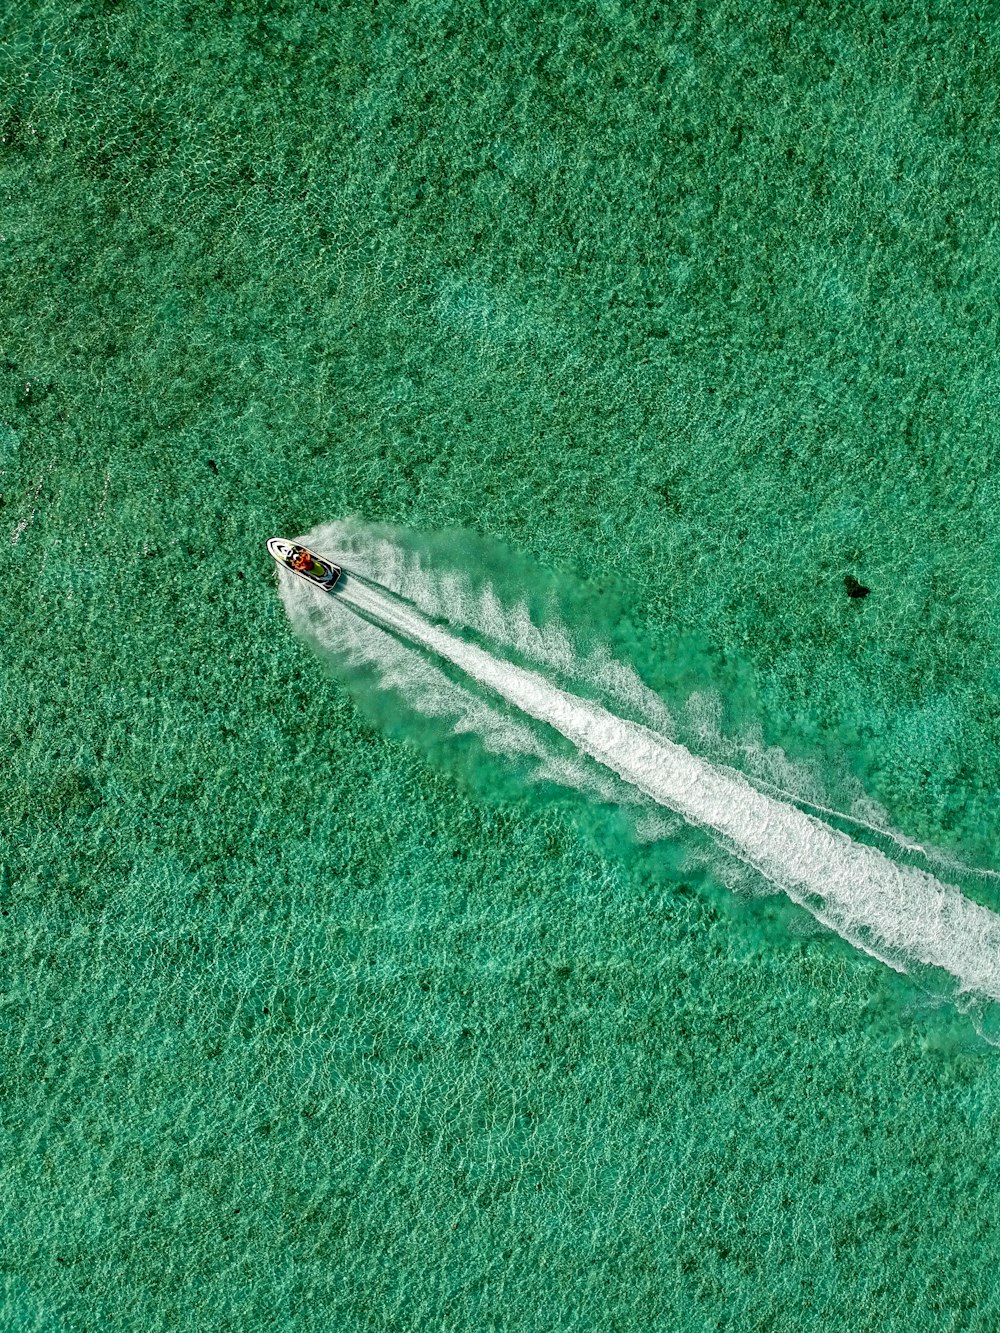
[267,537,342,590]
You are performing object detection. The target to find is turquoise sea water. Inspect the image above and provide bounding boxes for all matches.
[4,2,1000,1329]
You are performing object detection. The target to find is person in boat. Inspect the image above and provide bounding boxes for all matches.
[292,548,312,572]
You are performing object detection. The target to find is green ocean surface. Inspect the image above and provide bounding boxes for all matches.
[3,1,1000,1328]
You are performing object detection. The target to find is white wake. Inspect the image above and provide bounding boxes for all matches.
[277,523,1000,1004]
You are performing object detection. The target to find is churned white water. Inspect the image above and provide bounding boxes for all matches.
[277,522,1000,1004]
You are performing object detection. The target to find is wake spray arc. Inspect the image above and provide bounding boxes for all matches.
[271,528,1000,1007]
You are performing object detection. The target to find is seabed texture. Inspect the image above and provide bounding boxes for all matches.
[3,3,1000,1331]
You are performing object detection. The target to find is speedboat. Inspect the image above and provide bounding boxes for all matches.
[266,537,342,590]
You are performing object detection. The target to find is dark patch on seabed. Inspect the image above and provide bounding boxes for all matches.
[845,574,871,598]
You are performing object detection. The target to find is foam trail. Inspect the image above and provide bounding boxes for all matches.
[281,547,1000,1004]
